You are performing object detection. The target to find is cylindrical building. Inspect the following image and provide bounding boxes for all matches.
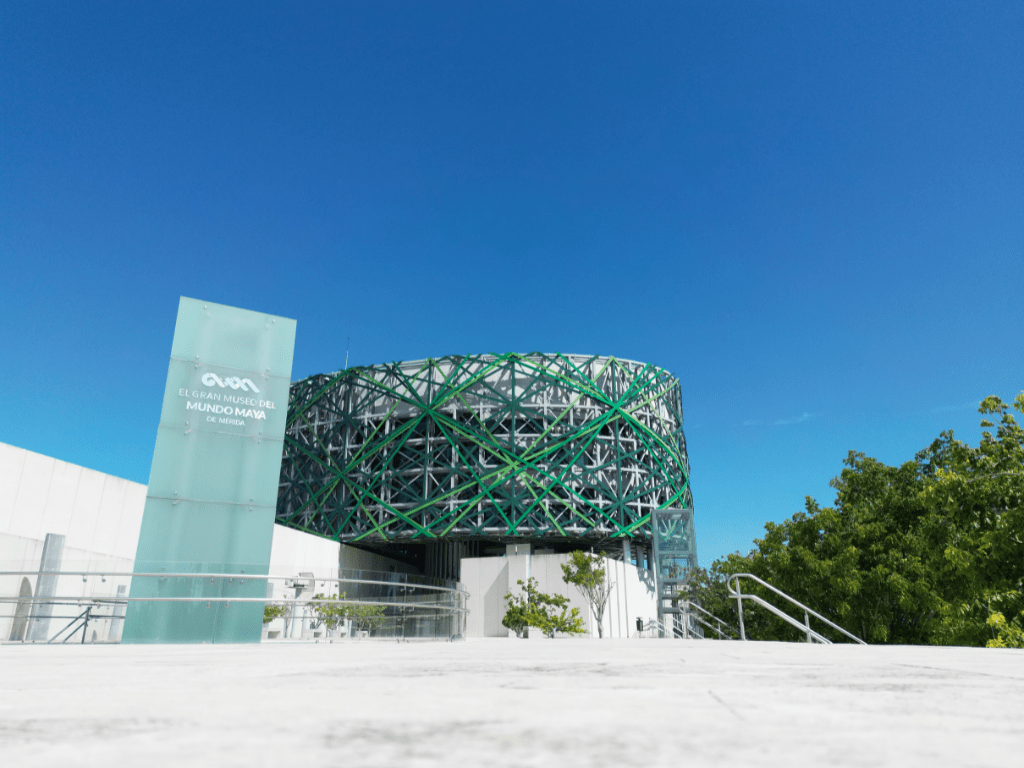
[276,353,693,580]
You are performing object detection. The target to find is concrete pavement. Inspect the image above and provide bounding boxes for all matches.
[1,638,1022,767]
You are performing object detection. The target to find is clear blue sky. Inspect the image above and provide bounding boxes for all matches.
[2,2,1022,565]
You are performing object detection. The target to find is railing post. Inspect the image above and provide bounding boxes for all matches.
[735,578,746,641]
[804,610,812,643]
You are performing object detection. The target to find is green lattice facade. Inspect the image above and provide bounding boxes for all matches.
[276,353,692,547]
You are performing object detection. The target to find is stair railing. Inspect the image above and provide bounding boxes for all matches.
[726,573,866,645]
[678,600,738,640]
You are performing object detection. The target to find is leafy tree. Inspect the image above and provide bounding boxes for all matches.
[561,550,614,638]
[263,603,287,624]
[917,394,1024,645]
[697,394,1024,646]
[503,577,587,638]
[309,593,348,633]
[501,592,530,638]
[679,564,743,639]
[985,612,1024,649]
[348,603,387,634]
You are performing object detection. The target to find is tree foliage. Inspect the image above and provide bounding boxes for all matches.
[503,577,587,638]
[305,593,388,635]
[348,603,387,634]
[985,612,1024,648]
[560,551,614,638]
[691,394,1024,646]
[263,603,287,624]
[309,593,349,632]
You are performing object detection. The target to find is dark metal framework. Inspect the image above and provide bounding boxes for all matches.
[276,353,692,547]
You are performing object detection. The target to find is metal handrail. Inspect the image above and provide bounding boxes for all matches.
[645,618,690,640]
[726,573,866,645]
[0,570,470,618]
[690,614,734,640]
[633,619,662,638]
[0,596,467,612]
[47,607,93,644]
[0,571,467,597]
[679,601,738,640]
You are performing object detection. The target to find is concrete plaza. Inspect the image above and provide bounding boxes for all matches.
[1,639,1022,767]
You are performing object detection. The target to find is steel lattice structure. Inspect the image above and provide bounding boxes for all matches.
[276,353,692,546]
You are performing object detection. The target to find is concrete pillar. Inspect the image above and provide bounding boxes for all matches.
[28,533,65,642]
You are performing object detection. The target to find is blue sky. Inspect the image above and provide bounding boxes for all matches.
[2,2,1022,565]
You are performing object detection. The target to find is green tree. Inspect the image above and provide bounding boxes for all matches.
[503,577,587,638]
[702,394,1024,646]
[263,603,287,624]
[561,550,613,638]
[349,603,387,634]
[985,612,1024,648]
[501,591,531,638]
[309,593,348,633]
[680,564,744,639]
[917,394,1024,645]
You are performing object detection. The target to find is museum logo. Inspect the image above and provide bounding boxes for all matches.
[201,372,261,393]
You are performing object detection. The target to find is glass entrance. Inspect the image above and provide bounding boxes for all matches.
[651,508,697,637]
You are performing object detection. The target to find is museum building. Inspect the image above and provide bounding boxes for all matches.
[2,352,697,642]
[275,352,697,637]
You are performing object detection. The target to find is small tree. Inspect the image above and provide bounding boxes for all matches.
[503,577,586,638]
[349,603,387,635]
[502,590,531,637]
[263,603,287,624]
[561,551,614,638]
[309,593,349,634]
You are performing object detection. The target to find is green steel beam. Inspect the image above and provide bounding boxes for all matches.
[276,353,693,545]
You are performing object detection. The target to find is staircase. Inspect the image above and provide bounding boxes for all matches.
[646,574,866,644]
[725,573,866,644]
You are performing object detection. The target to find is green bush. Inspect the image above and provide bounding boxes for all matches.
[503,577,586,638]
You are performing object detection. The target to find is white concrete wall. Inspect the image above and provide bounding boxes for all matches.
[461,557,510,637]
[0,442,147,571]
[0,442,347,642]
[603,554,660,637]
[0,443,149,641]
[460,552,658,639]
[268,525,340,577]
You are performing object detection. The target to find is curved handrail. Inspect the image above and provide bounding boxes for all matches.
[0,570,468,598]
[0,569,469,620]
[0,596,467,612]
[726,573,866,645]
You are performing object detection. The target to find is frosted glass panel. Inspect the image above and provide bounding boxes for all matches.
[122,297,296,644]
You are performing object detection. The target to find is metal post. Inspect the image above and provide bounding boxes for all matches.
[804,610,812,643]
[80,606,91,644]
[735,580,746,641]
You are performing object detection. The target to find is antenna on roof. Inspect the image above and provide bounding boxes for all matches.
[345,337,350,370]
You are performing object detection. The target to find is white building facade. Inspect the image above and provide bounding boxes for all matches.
[0,442,339,643]
[461,547,658,639]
